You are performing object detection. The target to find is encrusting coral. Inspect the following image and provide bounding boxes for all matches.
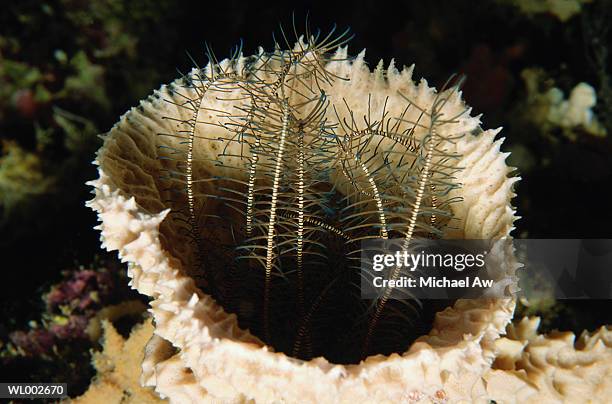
[485,317,612,402]
[0,265,149,398]
[73,318,166,403]
[86,27,610,402]
[521,68,607,140]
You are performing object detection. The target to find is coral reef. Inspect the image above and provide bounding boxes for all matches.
[0,1,182,311]
[2,1,611,401]
[3,268,117,358]
[0,265,146,396]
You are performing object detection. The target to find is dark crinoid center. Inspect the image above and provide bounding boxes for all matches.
[157,25,467,364]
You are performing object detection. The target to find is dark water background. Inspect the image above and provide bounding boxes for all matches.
[1,0,611,392]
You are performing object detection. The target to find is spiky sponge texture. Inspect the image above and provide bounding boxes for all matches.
[87,41,519,402]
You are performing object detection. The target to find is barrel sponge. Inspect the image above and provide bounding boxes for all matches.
[87,45,520,402]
